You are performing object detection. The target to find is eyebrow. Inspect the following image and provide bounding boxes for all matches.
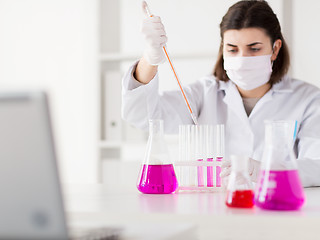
[226,42,263,47]
[247,42,263,46]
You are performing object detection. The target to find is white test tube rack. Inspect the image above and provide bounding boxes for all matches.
[176,124,225,192]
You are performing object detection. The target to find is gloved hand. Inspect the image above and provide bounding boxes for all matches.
[220,159,232,187]
[141,6,167,65]
[220,158,261,184]
[247,158,261,183]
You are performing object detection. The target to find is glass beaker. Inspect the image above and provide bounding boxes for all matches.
[137,119,178,194]
[225,155,254,208]
[255,120,305,210]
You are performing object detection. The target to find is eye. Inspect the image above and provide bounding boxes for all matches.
[250,48,261,52]
[227,49,237,53]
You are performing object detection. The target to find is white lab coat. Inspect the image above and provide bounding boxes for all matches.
[122,61,320,187]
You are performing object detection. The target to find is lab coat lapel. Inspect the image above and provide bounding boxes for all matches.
[250,76,293,117]
[221,81,249,125]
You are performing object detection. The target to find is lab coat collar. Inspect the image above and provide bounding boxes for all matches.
[219,80,250,125]
[216,79,230,92]
[271,75,293,93]
[216,75,293,124]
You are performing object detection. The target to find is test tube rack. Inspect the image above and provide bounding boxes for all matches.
[176,124,225,192]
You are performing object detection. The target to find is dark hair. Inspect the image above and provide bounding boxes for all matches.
[213,0,290,85]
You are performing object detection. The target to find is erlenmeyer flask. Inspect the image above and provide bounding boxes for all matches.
[225,155,254,208]
[137,119,178,194]
[255,120,305,210]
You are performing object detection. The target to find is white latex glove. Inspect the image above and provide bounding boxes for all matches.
[220,160,232,187]
[141,6,167,65]
[248,158,261,183]
[220,158,261,184]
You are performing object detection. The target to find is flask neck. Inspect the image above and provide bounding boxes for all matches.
[264,121,293,147]
[143,119,172,165]
[149,119,164,138]
[228,156,253,191]
[262,121,297,170]
[230,155,248,173]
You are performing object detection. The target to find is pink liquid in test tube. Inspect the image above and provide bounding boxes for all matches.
[216,157,223,187]
[207,158,214,187]
[197,159,204,187]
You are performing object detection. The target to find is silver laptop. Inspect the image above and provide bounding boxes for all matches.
[0,92,120,240]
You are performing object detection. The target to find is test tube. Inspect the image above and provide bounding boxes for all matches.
[206,125,214,187]
[179,125,184,162]
[196,125,204,187]
[215,125,225,187]
[178,125,185,186]
[190,125,197,186]
[186,125,192,186]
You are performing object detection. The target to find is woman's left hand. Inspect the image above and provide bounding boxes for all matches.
[220,158,261,183]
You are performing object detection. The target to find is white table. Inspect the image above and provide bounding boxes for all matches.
[63,183,320,240]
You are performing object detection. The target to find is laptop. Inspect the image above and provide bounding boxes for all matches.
[0,92,121,240]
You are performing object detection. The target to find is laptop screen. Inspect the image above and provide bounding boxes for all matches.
[0,92,68,239]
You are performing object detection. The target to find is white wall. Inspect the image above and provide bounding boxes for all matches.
[291,0,320,87]
[0,0,98,183]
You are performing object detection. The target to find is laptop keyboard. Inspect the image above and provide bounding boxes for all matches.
[69,227,122,240]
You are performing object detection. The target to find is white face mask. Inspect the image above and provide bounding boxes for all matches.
[223,54,273,90]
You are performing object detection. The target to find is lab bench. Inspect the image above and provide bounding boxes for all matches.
[64,183,320,240]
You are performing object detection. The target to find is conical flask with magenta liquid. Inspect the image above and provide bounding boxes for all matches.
[137,119,178,194]
[255,120,305,210]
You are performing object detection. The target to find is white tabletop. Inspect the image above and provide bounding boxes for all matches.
[63,183,320,240]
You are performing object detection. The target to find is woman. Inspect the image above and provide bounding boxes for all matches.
[121,1,320,187]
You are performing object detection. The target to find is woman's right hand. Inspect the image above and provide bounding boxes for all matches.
[134,4,168,84]
[141,6,167,66]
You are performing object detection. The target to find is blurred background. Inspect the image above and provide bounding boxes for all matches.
[0,0,319,184]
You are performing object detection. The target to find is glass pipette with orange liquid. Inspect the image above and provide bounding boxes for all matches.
[142,1,198,125]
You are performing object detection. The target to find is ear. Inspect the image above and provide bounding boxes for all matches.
[271,39,282,61]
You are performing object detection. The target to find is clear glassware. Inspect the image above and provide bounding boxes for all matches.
[215,125,224,187]
[177,124,224,190]
[137,119,178,194]
[225,155,254,208]
[255,120,305,210]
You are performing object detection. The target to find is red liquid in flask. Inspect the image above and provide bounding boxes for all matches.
[137,164,178,194]
[255,170,305,210]
[226,190,255,208]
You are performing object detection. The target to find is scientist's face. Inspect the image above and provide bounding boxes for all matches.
[223,27,281,61]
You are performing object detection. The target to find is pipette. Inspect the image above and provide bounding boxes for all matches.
[142,1,198,125]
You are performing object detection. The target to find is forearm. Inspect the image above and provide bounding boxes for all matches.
[134,56,158,84]
[121,61,158,130]
[122,61,201,133]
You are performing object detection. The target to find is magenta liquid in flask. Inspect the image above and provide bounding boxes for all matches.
[256,170,304,210]
[255,121,305,210]
[137,119,178,194]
